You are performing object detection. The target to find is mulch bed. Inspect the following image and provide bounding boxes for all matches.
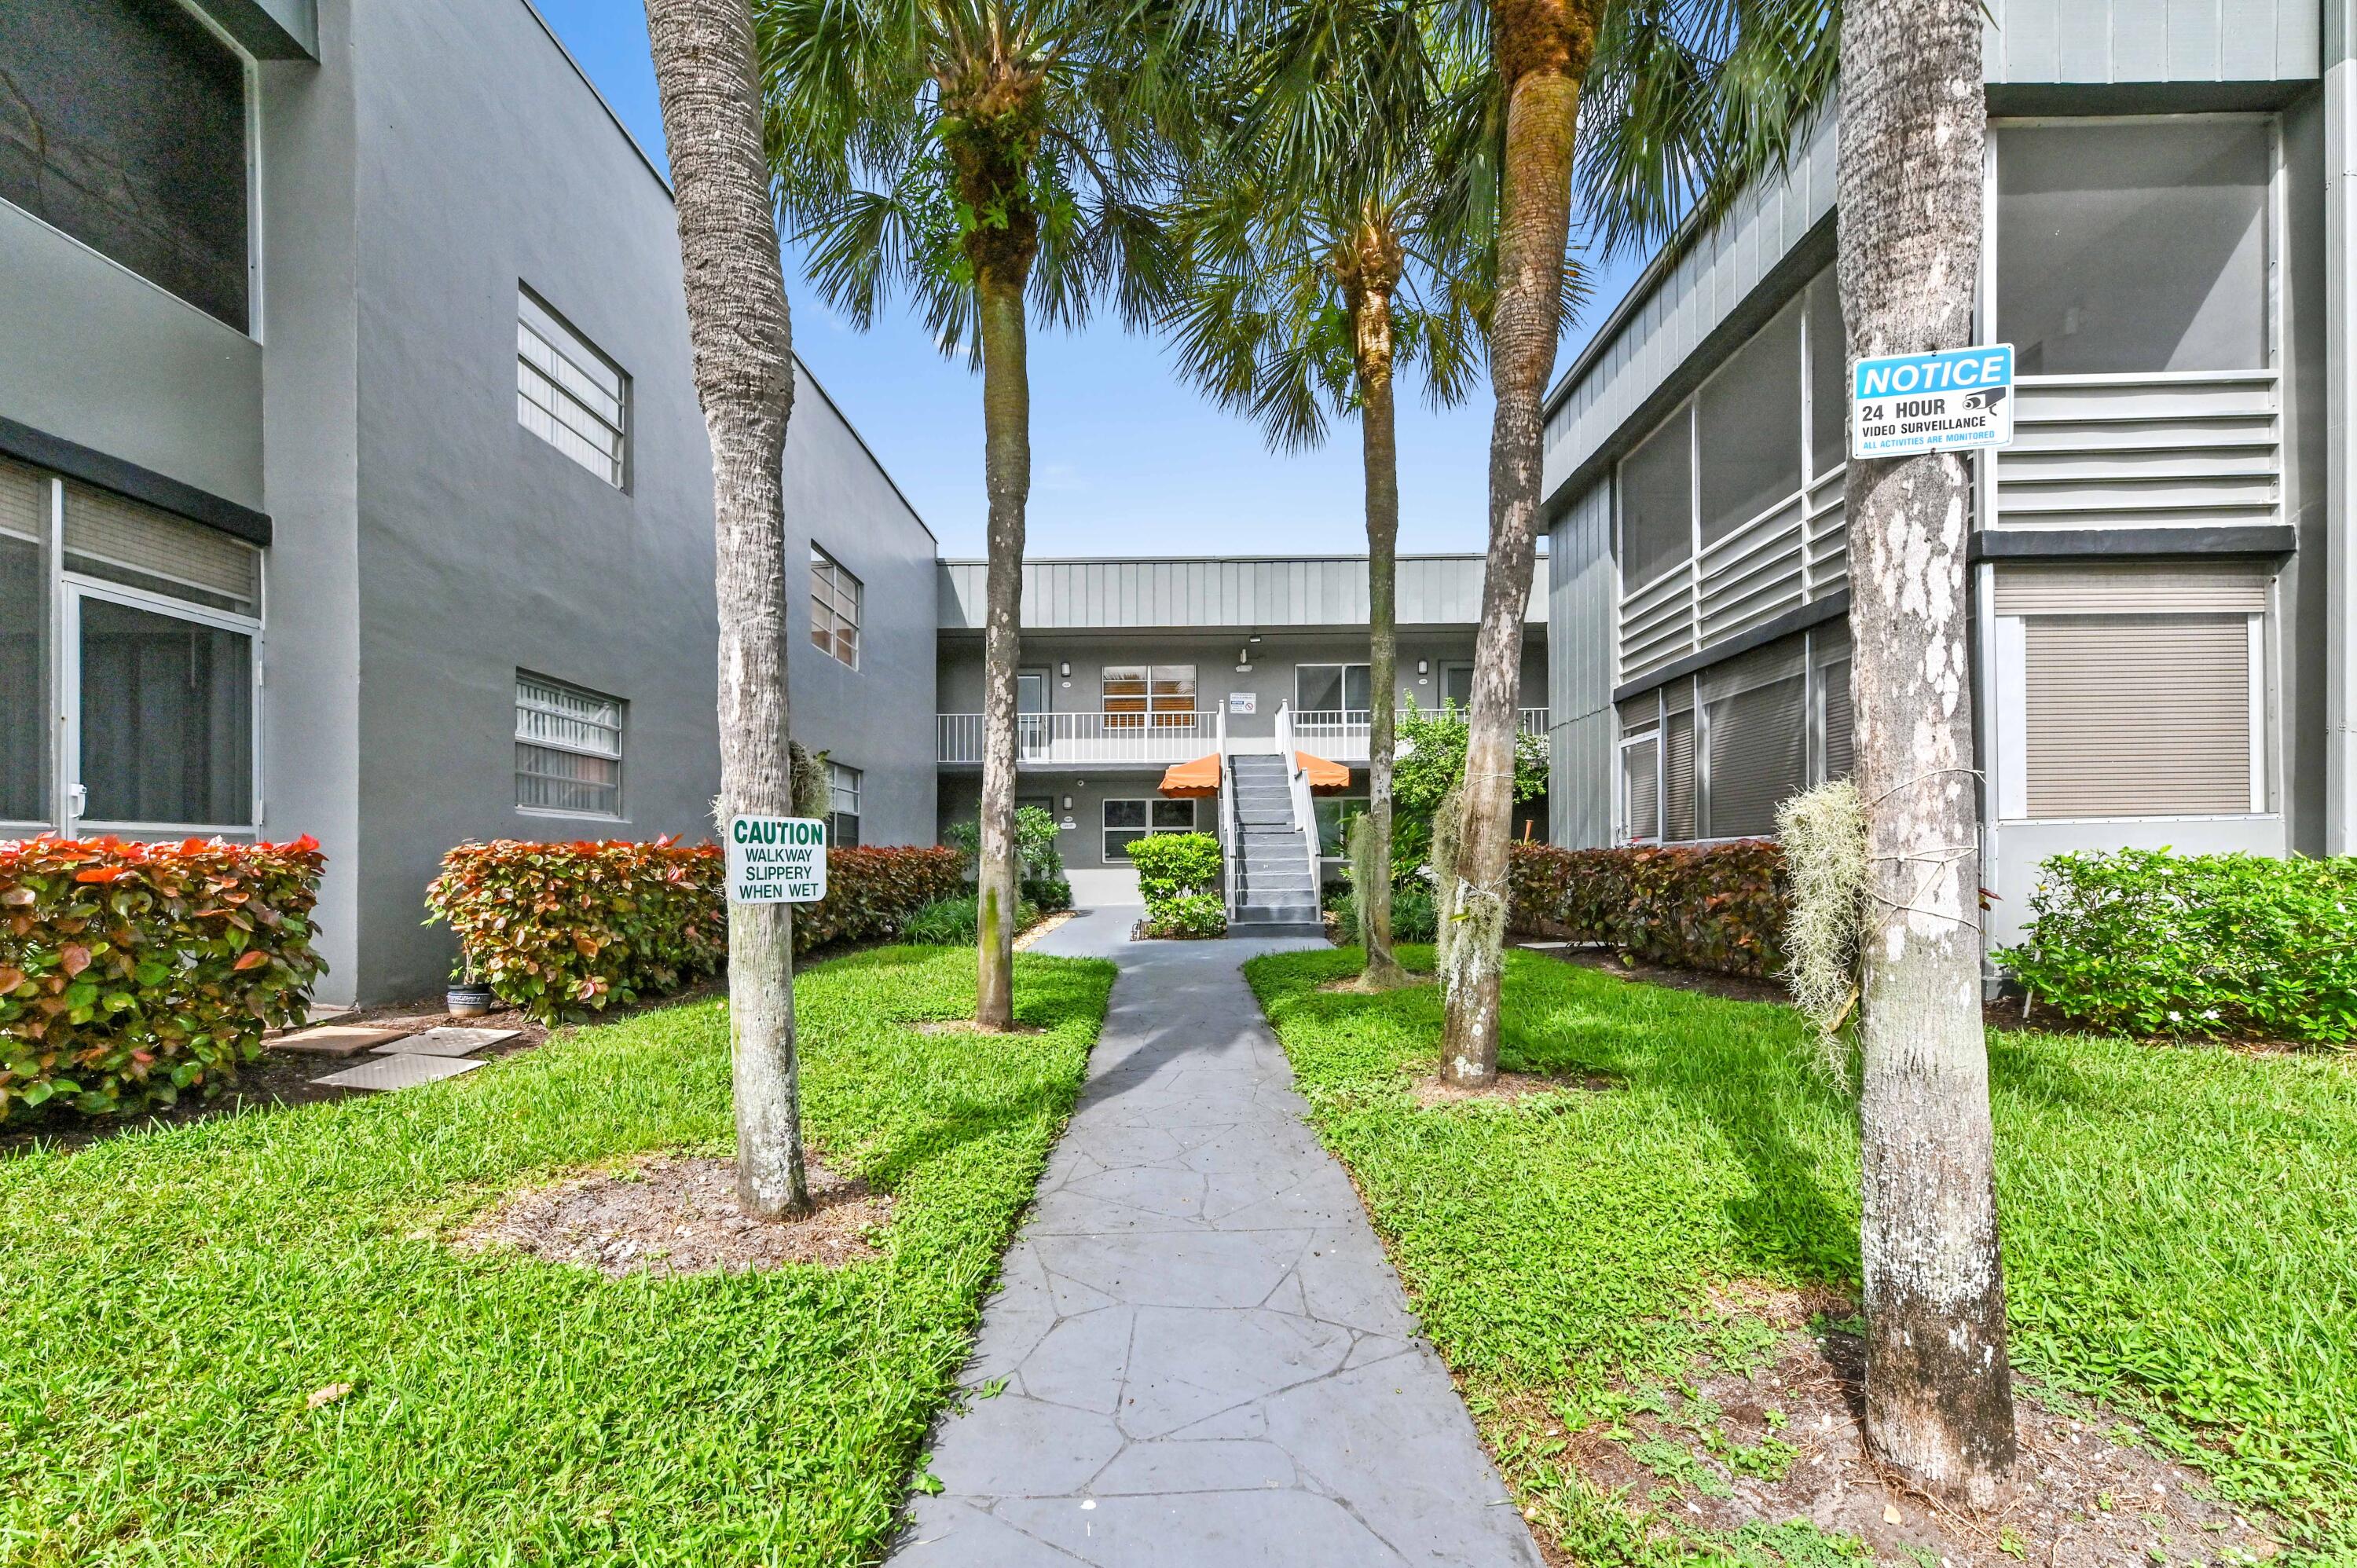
[453,1153,888,1277]
[1508,1284,2286,1567]
[1411,1067,1620,1107]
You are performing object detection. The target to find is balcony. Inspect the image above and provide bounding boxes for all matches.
[936,708,1552,766]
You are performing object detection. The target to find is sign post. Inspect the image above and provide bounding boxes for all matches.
[1849,344,2015,460]
[725,815,827,904]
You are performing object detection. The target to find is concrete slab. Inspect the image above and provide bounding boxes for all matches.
[273,1025,413,1058]
[886,903,1542,1567]
[371,1027,519,1058]
[311,1053,483,1092]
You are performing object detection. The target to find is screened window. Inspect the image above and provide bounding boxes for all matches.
[1620,410,1692,592]
[1697,300,1804,544]
[1700,645,1806,840]
[1296,663,1371,714]
[1,463,47,825]
[810,545,860,669]
[1103,665,1197,727]
[0,0,250,329]
[515,674,623,818]
[1820,658,1854,782]
[1618,699,1662,844]
[1996,119,2271,376]
[1104,797,1197,859]
[518,289,629,486]
[79,597,251,827]
[827,761,862,848]
[1805,269,1848,480]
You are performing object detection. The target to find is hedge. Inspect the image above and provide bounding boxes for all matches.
[2000,848,2357,1044]
[2,835,328,1120]
[424,839,963,1022]
[1507,839,1788,980]
[1127,832,1226,938]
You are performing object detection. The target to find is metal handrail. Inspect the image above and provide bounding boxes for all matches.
[1274,703,1321,899]
[1217,702,1237,920]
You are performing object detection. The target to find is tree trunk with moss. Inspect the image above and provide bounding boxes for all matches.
[643,0,808,1214]
[1838,0,2018,1504]
[1441,0,1600,1086]
[1347,219,1409,987]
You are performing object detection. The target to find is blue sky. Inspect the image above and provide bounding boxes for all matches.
[533,1,1649,559]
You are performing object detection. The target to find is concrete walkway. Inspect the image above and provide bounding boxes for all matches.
[893,905,1544,1568]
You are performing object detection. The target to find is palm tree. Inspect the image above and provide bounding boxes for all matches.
[757,0,1203,1028]
[643,0,809,1215]
[1836,0,2018,1504]
[1438,0,1840,1086]
[1164,20,1491,987]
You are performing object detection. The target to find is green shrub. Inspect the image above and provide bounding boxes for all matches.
[1027,875,1074,912]
[1508,839,1788,980]
[1339,874,1438,946]
[1146,892,1227,939]
[1391,699,1551,866]
[2000,848,2357,1043]
[1127,833,1226,937]
[424,840,962,1022]
[1,834,328,1120]
[943,805,1065,883]
[904,892,1041,946]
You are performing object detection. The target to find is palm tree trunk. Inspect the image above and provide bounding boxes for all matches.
[1838,0,2017,1504]
[643,0,808,1214]
[1441,3,1596,1085]
[974,260,1031,1030]
[1358,287,1407,988]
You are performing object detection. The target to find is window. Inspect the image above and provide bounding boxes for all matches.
[1699,644,1807,840]
[517,289,628,486]
[1619,410,1692,592]
[1805,269,1849,482]
[515,674,623,818]
[1103,797,1196,859]
[1816,632,1854,784]
[1103,665,1197,727]
[1996,119,2271,376]
[79,598,252,826]
[827,761,862,847]
[1296,663,1371,714]
[1314,794,1369,855]
[0,0,250,329]
[1996,564,2267,819]
[1618,699,1661,844]
[0,463,48,826]
[1662,697,1697,842]
[810,545,860,669]
[1440,661,1475,708]
[1697,299,1803,544]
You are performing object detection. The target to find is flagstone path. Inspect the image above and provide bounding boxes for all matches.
[892,904,1544,1568]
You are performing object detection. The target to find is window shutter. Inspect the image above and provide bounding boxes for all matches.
[1622,737,1660,841]
[1703,676,1806,837]
[2024,613,2252,815]
[1994,562,2268,616]
[0,462,42,544]
[63,485,258,612]
[1821,658,1854,782]
[1663,708,1697,841]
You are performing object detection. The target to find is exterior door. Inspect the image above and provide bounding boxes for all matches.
[1017,669,1050,756]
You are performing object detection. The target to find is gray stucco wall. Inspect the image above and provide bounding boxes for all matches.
[778,379,939,849]
[0,200,265,510]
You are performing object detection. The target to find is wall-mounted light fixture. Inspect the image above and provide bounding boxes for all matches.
[1417,659,1429,676]
[1059,661,1071,678]
[1061,794,1073,811]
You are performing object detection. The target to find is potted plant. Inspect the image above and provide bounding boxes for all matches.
[446,953,493,1018]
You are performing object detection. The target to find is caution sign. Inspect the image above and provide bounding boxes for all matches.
[725,815,827,904]
[1850,344,2014,460]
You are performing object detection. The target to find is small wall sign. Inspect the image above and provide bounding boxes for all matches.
[725,815,827,903]
[1850,344,2014,459]
[1228,691,1257,715]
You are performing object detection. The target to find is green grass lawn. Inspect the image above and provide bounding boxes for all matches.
[1245,947,2357,1563]
[0,947,1113,1568]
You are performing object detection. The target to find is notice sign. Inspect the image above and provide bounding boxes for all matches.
[725,815,827,904]
[1850,344,2014,460]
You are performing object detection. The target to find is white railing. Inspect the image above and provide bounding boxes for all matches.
[1292,707,1553,762]
[937,709,1220,765]
[1217,703,1238,919]
[1994,371,2280,529]
[1274,703,1322,895]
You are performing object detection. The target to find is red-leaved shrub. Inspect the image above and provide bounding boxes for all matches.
[423,839,965,1022]
[1,834,328,1120]
[1508,839,1790,980]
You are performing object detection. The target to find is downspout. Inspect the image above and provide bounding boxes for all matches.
[2329,0,2357,852]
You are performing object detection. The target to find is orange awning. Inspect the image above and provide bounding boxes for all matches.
[1159,753,1222,798]
[1295,751,1351,794]
[1159,751,1354,799]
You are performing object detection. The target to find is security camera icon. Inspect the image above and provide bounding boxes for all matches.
[1959,387,2008,412]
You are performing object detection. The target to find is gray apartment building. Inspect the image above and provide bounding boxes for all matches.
[0,0,935,1003]
[1543,0,2356,966]
[934,557,1549,907]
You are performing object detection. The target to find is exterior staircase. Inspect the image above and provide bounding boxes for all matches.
[1226,753,1325,936]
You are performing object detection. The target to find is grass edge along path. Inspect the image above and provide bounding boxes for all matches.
[1244,945,2357,1565]
[0,946,1115,1567]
